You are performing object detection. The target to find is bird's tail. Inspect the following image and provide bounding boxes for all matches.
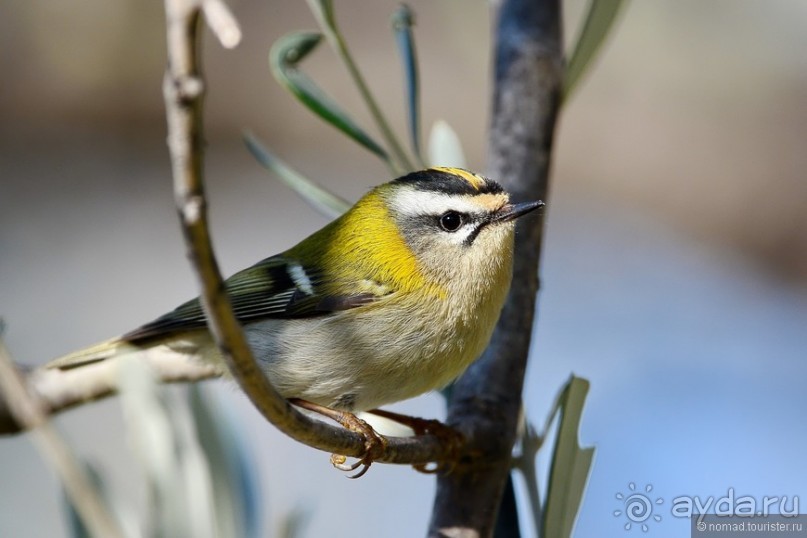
[46,337,140,370]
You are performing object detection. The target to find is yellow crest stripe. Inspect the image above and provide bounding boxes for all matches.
[430,167,487,191]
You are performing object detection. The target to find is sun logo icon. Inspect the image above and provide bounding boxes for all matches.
[614,482,664,532]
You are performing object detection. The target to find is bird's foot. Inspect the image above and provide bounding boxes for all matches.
[365,408,463,474]
[290,398,387,479]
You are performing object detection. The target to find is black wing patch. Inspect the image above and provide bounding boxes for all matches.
[123,256,381,344]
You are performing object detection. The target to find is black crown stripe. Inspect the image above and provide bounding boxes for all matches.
[394,168,504,196]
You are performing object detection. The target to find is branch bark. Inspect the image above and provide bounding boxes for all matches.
[428,0,563,536]
[0,356,221,434]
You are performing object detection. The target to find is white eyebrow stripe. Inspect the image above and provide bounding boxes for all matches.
[388,188,486,217]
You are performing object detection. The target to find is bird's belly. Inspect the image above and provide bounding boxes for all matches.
[244,309,486,412]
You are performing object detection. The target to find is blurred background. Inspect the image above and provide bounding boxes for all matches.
[1,0,806,536]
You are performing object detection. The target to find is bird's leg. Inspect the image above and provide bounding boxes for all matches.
[289,398,387,479]
[365,408,463,474]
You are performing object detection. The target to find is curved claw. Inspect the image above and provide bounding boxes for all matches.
[333,421,387,478]
[330,453,371,477]
[289,398,387,478]
[347,462,372,479]
[329,439,381,478]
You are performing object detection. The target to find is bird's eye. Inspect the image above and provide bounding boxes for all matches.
[439,211,464,232]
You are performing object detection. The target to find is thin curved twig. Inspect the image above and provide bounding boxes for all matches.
[161,0,450,468]
[0,355,221,435]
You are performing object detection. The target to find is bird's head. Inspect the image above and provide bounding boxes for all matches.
[372,167,544,288]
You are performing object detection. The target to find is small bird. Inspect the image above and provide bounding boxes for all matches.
[49,167,542,471]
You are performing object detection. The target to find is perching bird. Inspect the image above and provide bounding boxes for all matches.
[48,167,543,471]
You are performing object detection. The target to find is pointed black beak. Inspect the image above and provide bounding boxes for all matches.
[492,200,545,223]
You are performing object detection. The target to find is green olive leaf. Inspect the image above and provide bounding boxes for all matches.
[392,4,423,165]
[244,132,350,219]
[541,376,596,538]
[564,0,628,101]
[307,0,335,28]
[270,32,389,161]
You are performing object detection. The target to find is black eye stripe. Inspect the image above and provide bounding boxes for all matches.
[401,211,485,241]
[463,223,485,246]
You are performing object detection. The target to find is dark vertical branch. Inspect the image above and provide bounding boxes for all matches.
[494,474,523,538]
[428,0,562,536]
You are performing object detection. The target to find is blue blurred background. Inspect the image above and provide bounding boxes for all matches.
[2,1,806,536]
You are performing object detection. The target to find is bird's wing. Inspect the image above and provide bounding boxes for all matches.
[123,255,382,343]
